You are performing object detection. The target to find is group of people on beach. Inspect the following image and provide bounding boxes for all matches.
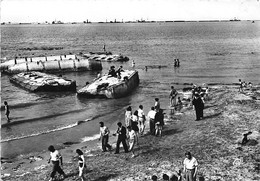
[239,79,253,92]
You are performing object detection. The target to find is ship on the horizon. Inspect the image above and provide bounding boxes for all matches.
[230,17,241,22]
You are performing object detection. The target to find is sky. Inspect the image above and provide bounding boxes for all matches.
[1,0,260,23]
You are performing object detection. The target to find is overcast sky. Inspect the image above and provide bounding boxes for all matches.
[1,0,260,23]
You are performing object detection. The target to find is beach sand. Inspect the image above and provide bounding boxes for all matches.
[1,85,260,181]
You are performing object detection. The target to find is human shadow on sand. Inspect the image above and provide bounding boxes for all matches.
[163,128,183,136]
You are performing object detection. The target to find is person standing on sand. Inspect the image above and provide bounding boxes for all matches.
[154,98,160,112]
[138,105,146,135]
[127,126,137,158]
[132,110,139,145]
[183,152,198,181]
[170,86,178,107]
[147,107,156,135]
[192,93,204,121]
[114,122,128,154]
[76,149,86,181]
[125,106,133,127]
[48,145,66,181]
[4,101,10,122]
[238,79,243,92]
[155,109,164,137]
[99,122,112,152]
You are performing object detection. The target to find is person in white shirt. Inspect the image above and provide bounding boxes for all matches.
[147,107,156,135]
[183,152,198,181]
[99,122,112,152]
[125,106,133,127]
[138,105,146,135]
[48,145,66,181]
[76,149,85,181]
[127,126,137,158]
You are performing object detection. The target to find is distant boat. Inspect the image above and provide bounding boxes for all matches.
[252,21,255,23]
[230,17,241,22]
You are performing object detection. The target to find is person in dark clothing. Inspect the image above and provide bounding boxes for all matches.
[155,109,164,137]
[114,122,128,154]
[108,66,117,77]
[192,93,204,121]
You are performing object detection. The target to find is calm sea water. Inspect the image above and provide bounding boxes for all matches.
[1,22,260,159]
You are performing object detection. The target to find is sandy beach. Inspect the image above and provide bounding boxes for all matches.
[1,85,260,181]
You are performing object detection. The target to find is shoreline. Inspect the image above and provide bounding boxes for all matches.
[1,85,260,180]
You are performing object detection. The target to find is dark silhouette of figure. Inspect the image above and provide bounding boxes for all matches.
[114,122,128,154]
[192,93,204,120]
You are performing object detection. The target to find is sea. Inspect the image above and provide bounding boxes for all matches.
[1,21,260,159]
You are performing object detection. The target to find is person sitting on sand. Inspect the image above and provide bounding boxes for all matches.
[48,145,66,181]
[151,175,158,181]
[4,101,10,122]
[76,149,86,181]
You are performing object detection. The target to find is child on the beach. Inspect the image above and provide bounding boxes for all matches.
[76,149,86,181]
[4,101,10,122]
[127,126,137,158]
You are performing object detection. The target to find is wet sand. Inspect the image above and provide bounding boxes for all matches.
[1,85,260,181]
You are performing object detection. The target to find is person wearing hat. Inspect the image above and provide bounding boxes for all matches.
[183,152,198,181]
[192,92,204,121]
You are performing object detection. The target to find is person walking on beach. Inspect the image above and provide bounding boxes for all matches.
[114,122,128,154]
[127,126,137,158]
[132,110,139,145]
[125,106,133,127]
[170,86,178,107]
[4,101,10,122]
[99,122,112,152]
[192,93,204,121]
[138,105,146,135]
[183,152,198,181]
[155,109,164,137]
[76,149,86,181]
[154,98,160,112]
[147,107,156,135]
[48,145,66,181]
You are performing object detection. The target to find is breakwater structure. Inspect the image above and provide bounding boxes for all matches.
[77,70,139,98]
[1,54,102,74]
[9,71,76,92]
[83,52,129,62]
